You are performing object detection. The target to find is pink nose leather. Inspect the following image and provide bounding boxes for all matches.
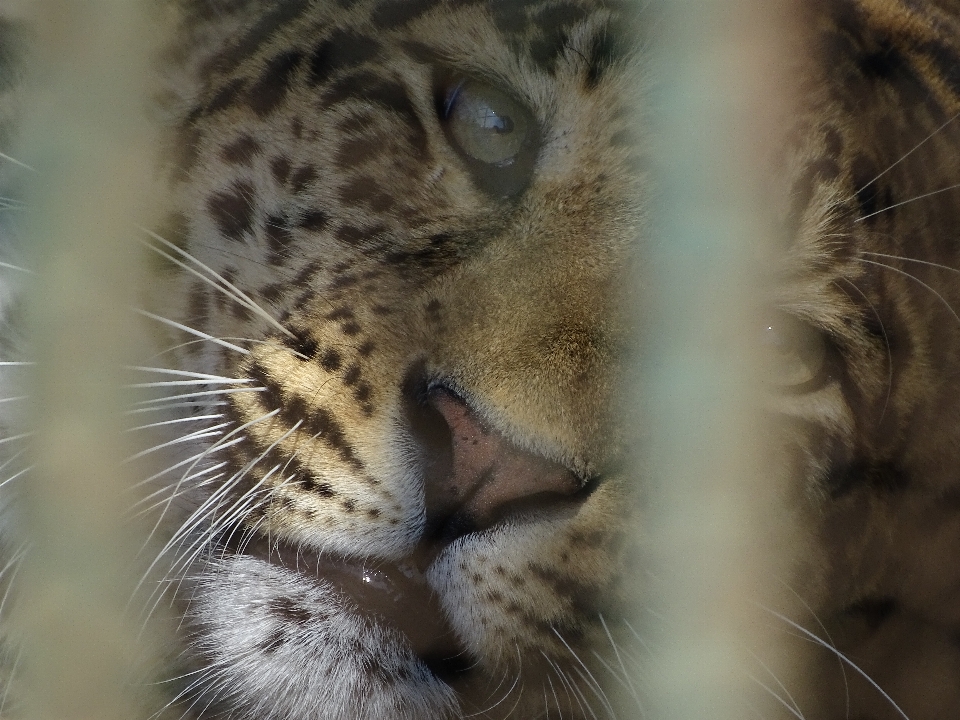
[426,388,582,530]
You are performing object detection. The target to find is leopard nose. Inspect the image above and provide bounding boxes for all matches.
[412,385,585,543]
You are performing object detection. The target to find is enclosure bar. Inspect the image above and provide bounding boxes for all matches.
[15,2,161,719]
[640,2,801,718]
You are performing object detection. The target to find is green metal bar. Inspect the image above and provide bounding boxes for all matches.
[640,2,801,717]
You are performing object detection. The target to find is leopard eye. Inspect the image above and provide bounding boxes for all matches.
[440,79,539,197]
[761,314,828,389]
[445,80,530,164]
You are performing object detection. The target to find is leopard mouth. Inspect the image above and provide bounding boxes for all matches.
[232,532,473,681]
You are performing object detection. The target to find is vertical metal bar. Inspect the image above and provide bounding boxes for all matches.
[14,2,161,719]
[641,2,802,718]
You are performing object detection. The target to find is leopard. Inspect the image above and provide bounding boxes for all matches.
[5,0,960,718]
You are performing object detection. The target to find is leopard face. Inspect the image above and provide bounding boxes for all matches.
[3,0,960,718]
[149,2,640,718]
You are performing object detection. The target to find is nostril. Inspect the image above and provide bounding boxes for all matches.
[403,374,584,543]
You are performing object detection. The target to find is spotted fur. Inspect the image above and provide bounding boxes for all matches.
[5,0,960,718]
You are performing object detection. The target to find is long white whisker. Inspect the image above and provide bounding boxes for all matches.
[125,423,230,462]
[857,257,960,329]
[127,401,229,415]
[129,366,251,382]
[853,110,960,194]
[137,408,280,559]
[0,465,32,489]
[747,673,805,720]
[133,386,264,407]
[131,438,243,490]
[0,261,33,274]
[139,227,296,340]
[758,603,911,720]
[855,182,960,222]
[126,414,224,432]
[0,151,35,171]
[552,627,616,719]
[130,379,251,388]
[744,646,805,719]
[598,613,641,706]
[135,310,250,355]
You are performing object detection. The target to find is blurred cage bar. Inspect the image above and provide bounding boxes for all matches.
[640,1,803,719]
[13,1,162,719]
[7,1,802,719]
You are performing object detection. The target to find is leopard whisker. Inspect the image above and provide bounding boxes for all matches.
[126,414,224,433]
[861,250,960,276]
[133,409,280,592]
[856,257,960,330]
[163,418,301,574]
[133,386,265,407]
[597,613,641,706]
[553,626,617,719]
[758,603,911,720]
[134,469,226,516]
[0,151,34,172]
[0,260,32,273]
[0,643,22,718]
[544,652,595,720]
[125,423,229,463]
[467,647,524,719]
[774,577,851,717]
[546,673,563,720]
[158,465,281,612]
[146,337,303,361]
[744,645,806,720]
[835,277,893,425]
[130,365,252,383]
[748,673,806,720]
[853,109,960,195]
[127,401,229,415]
[140,227,296,341]
[135,309,250,355]
[0,465,31,489]
[131,437,241,489]
[855,182,960,223]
